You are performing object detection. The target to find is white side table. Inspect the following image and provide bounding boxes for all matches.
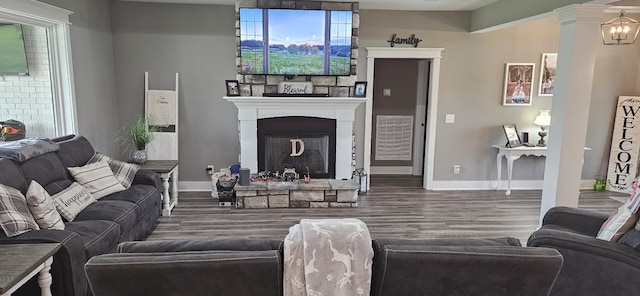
[0,243,61,296]
[493,145,548,196]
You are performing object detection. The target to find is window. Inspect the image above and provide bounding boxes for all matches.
[0,1,76,138]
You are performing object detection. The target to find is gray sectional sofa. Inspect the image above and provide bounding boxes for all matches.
[85,237,564,296]
[0,135,162,296]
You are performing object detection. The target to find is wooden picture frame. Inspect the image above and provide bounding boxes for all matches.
[354,81,367,97]
[502,63,535,106]
[225,80,240,96]
[538,53,557,96]
[503,124,522,148]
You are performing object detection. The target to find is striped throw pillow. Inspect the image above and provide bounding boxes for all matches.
[52,182,96,221]
[88,152,139,189]
[25,181,65,230]
[0,184,39,237]
[68,160,125,199]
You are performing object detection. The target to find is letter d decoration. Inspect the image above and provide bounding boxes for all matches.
[290,139,305,157]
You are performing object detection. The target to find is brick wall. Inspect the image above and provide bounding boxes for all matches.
[0,25,55,138]
[235,0,360,97]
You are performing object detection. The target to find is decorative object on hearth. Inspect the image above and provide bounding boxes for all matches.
[502,124,522,148]
[353,81,367,97]
[533,110,551,147]
[283,168,298,182]
[353,168,367,195]
[225,80,240,96]
[601,10,640,45]
[304,167,310,184]
[116,117,156,164]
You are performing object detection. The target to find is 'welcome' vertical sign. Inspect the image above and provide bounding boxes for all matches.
[607,96,640,192]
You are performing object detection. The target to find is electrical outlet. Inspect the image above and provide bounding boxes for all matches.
[453,165,461,174]
[206,165,215,175]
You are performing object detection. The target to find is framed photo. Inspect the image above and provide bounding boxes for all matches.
[503,124,522,148]
[538,53,557,96]
[502,63,535,106]
[225,80,240,96]
[353,81,367,97]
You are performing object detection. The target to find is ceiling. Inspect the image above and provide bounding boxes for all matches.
[117,0,503,11]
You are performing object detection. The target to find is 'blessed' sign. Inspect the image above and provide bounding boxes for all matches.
[278,82,313,94]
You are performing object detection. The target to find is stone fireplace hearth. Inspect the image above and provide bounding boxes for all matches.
[224,96,365,179]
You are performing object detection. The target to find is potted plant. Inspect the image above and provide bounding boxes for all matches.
[117,117,156,164]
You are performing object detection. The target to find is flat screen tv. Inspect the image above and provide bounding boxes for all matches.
[239,8,352,76]
[0,24,29,76]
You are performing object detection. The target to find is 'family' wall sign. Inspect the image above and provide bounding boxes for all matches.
[388,34,422,48]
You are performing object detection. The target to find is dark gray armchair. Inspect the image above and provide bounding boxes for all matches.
[528,206,640,296]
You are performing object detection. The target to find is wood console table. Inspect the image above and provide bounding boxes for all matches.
[139,160,179,216]
[0,243,61,296]
[493,145,590,196]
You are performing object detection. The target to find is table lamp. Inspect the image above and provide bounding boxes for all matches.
[533,110,551,147]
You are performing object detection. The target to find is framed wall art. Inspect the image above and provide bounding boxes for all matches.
[502,63,535,106]
[538,53,557,96]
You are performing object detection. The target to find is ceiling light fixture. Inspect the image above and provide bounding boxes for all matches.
[601,10,640,45]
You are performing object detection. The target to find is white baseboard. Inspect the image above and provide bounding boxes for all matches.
[370,166,413,175]
[178,181,213,192]
[179,180,599,192]
[429,179,597,191]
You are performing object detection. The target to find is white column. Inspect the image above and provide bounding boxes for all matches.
[336,108,356,179]
[238,108,258,173]
[540,4,605,224]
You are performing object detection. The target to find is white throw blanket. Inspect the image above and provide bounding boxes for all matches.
[283,218,373,296]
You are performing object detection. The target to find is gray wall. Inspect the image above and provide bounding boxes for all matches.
[110,2,238,181]
[40,0,120,156]
[40,2,640,184]
[358,10,640,182]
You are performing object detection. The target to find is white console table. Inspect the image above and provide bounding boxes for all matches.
[493,145,590,196]
[493,145,547,196]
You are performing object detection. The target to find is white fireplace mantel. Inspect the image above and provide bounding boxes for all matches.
[224,96,365,179]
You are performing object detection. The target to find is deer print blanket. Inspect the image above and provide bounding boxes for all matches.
[283,218,373,296]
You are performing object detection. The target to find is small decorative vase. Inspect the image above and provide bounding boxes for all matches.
[594,176,606,192]
[132,149,147,164]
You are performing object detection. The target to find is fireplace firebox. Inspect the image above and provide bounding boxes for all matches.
[258,116,336,178]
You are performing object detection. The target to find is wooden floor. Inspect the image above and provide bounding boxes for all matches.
[148,175,625,244]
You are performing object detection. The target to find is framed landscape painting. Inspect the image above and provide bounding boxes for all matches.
[538,53,557,96]
[502,63,535,106]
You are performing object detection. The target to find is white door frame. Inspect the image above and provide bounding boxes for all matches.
[365,47,443,190]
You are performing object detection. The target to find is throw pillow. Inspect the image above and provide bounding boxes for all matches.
[25,181,65,230]
[597,176,640,242]
[68,160,125,199]
[52,182,96,221]
[597,205,639,241]
[88,152,140,189]
[0,184,39,237]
